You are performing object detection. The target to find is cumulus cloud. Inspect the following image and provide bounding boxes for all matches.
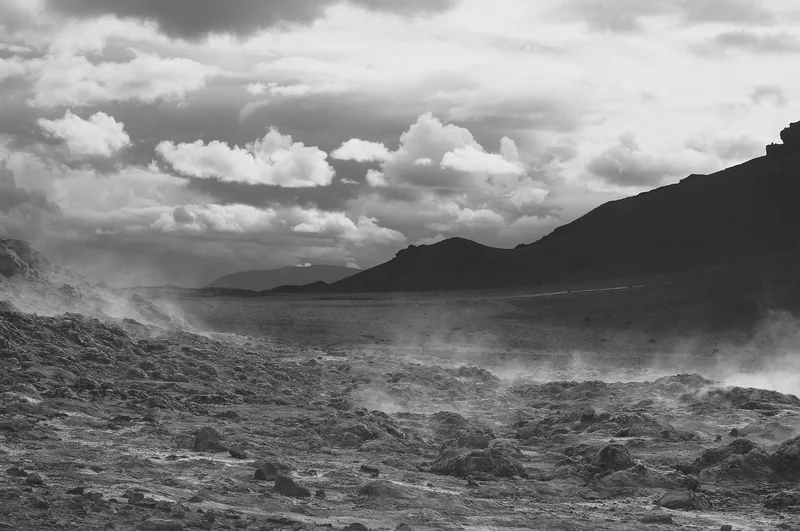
[440,145,524,175]
[587,132,687,186]
[156,128,335,188]
[29,51,210,107]
[365,169,388,187]
[332,139,392,163]
[38,111,130,157]
[153,203,279,233]
[340,112,535,194]
[45,0,460,40]
[291,210,406,245]
[153,203,405,246]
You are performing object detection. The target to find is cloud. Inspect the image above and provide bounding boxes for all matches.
[365,169,388,187]
[0,159,62,241]
[153,203,279,233]
[156,128,335,188]
[440,144,524,175]
[243,81,324,97]
[558,0,774,33]
[291,210,406,245]
[695,31,800,56]
[38,111,130,157]
[751,85,787,107]
[29,51,210,107]
[45,0,461,40]
[587,132,686,186]
[0,57,25,82]
[153,203,405,247]
[341,112,535,194]
[685,133,764,161]
[332,139,392,163]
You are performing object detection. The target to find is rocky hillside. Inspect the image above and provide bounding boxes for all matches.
[207,265,358,292]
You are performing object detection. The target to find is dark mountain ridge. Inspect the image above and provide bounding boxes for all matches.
[207,265,358,291]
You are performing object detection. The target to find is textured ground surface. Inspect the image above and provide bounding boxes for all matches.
[2,282,800,530]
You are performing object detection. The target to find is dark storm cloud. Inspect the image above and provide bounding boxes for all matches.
[695,31,800,55]
[559,0,774,33]
[45,0,461,40]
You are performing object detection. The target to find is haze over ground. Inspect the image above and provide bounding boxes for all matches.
[1,0,800,286]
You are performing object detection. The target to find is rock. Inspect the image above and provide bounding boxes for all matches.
[136,519,184,531]
[686,439,760,475]
[430,446,527,479]
[30,496,50,509]
[229,447,249,459]
[273,474,310,498]
[6,467,26,477]
[254,462,291,481]
[657,490,712,511]
[359,465,380,476]
[341,525,369,531]
[764,490,800,510]
[193,427,227,452]
[774,435,800,478]
[720,526,733,531]
[0,239,48,279]
[358,481,411,499]
[640,514,673,524]
[593,444,634,471]
[315,489,326,499]
[25,472,43,486]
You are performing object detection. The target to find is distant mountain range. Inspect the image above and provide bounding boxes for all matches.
[321,134,800,293]
[207,265,358,291]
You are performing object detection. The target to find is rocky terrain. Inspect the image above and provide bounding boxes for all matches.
[3,239,800,530]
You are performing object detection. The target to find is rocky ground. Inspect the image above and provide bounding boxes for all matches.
[3,239,800,530]
[3,295,800,531]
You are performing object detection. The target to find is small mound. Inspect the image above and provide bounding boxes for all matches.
[430,446,527,479]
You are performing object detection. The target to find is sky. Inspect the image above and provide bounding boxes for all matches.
[0,0,797,287]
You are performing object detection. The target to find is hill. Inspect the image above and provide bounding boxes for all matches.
[207,265,357,291]
[328,145,800,293]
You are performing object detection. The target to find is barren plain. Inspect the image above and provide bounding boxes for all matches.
[4,269,800,531]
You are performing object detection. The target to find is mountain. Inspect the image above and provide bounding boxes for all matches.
[328,140,800,293]
[207,265,358,291]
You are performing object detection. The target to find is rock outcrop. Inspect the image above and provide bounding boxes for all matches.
[0,239,49,280]
[767,120,800,157]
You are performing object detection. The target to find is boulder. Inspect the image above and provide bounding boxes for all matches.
[657,490,712,511]
[592,444,635,471]
[273,474,310,498]
[430,446,527,479]
[193,427,227,452]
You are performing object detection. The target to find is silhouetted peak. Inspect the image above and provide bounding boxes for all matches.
[766,120,800,157]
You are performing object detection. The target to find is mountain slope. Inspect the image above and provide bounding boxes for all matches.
[328,150,800,293]
[207,265,358,291]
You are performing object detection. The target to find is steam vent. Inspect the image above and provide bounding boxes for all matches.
[766,120,800,157]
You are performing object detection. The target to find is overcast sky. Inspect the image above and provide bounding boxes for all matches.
[0,0,797,286]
